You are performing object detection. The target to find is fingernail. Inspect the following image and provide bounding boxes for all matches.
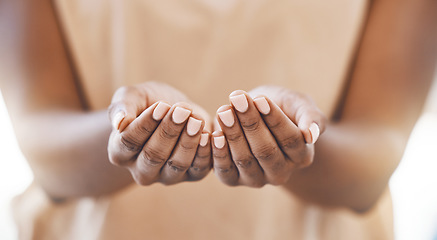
[112,111,125,130]
[200,133,209,147]
[309,123,320,144]
[214,135,225,149]
[172,107,191,124]
[153,102,171,121]
[187,117,202,136]
[218,109,235,127]
[230,94,248,113]
[253,97,270,115]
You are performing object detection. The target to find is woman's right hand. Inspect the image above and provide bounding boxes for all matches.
[107,82,212,185]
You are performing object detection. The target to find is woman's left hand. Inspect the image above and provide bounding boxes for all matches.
[212,86,326,187]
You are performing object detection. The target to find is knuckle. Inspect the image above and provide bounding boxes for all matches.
[136,123,154,136]
[281,134,303,149]
[234,156,256,169]
[192,155,211,169]
[139,149,167,166]
[190,164,210,173]
[213,151,228,160]
[268,118,283,130]
[160,125,181,140]
[120,133,143,152]
[188,165,211,181]
[240,118,261,132]
[167,160,190,173]
[179,141,198,152]
[269,160,287,175]
[226,132,244,142]
[254,145,279,162]
[215,164,235,174]
[196,151,211,160]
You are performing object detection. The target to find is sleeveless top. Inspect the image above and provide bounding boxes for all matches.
[12,0,394,239]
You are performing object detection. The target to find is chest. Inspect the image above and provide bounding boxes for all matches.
[55,0,368,117]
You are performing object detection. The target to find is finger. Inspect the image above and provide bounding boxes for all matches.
[132,103,192,185]
[253,96,314,167]
[216,105,265,187]
[212,131,239,186]
[188,132,212,181]
[279,92,326,144]
[108,86,149,132]
[228,91,289,185]
[160,116,205,184]
[108,101,171,166]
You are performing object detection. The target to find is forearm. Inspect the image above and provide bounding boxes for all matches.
[285,120,406,212]
[283,0,437,212]
[14,110,132,199]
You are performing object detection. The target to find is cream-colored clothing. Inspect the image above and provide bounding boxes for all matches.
[13,0,394,239]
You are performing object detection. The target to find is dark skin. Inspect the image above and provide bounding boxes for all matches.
[0,0,436,213]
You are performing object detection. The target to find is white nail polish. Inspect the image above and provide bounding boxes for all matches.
[187,117,202,136]
[112,112,125,130]
[214,136,226,149]
[172,107,191,124]
[200,133,209,147]
[309,123,320,144]
[153,102,171,121]
[253,97,270,115]
[230,94,249,113]
[218,109,235,127]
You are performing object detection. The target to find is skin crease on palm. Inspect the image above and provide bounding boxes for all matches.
[107,82,326,188]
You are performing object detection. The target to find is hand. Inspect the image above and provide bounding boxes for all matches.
[247,85,326,144]
[212,88,326,187]
[108,81,211,131]
[108,82,212,185]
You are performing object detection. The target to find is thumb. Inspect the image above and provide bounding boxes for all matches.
[108,86,149,132]
[296,110,325,144]
[280,93,326,144]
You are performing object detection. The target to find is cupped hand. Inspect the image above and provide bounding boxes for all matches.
[108,82,211,132]
[212,88,326,187]
[108,82,212,185]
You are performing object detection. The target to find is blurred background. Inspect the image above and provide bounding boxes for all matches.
[1,77,436,239]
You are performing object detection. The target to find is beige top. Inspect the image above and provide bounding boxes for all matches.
[13,0,394,239]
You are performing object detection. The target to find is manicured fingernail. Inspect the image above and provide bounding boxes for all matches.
[253,97,270,115]
[230,94,248,113]
[112,111,125,130]
[309,123,320,144]
[187,117,202,136]
[218,109,235,127]
[200,133,209,147]
[172,107,191,124]
[153,102,171,121]
[214,135,225,149]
